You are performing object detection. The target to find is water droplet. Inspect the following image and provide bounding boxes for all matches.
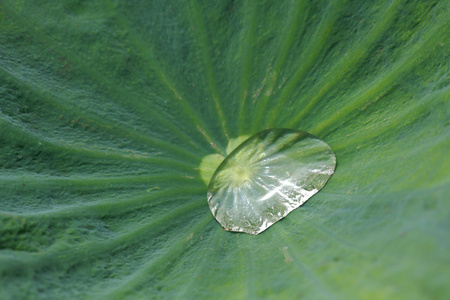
[207,129,336,235]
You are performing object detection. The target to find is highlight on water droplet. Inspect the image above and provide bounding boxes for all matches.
[207,129,336,235]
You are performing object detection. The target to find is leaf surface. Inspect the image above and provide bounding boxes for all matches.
[0,1,449,299]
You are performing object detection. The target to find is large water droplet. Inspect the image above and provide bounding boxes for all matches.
[207,129,336,235]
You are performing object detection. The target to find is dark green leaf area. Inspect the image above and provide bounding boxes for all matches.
[0,216,52,252]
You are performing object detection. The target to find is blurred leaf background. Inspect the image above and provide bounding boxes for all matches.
[0,0,449,299]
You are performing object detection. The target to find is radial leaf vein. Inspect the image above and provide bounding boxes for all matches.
[250,0,308,131]
[237,0,258,136]
[0,62,203,161]
[331,86,450,151]
[15,185,205,218]
[174,227,223,300]
[282,0,403,128]
[104,0,223,154]
[0,200,207,275]
[308,6,449,134]
[0,1,213,155]
[98,213,213,299]
[275,226,341,300]
[0,116,198,171]
[188,0,230,140]
[252,0,347,132]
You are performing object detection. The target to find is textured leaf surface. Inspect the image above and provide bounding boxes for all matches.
[0,1,449,299]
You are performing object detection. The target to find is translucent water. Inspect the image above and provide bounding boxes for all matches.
[207,129,336,235]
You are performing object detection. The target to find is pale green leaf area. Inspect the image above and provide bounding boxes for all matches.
[0,0,449,299]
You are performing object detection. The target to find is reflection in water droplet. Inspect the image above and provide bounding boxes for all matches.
[207,129,336,235]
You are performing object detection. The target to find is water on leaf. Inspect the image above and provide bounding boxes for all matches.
[207,129,336,235]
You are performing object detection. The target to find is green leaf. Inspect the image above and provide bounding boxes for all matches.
[0,0,449,299]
